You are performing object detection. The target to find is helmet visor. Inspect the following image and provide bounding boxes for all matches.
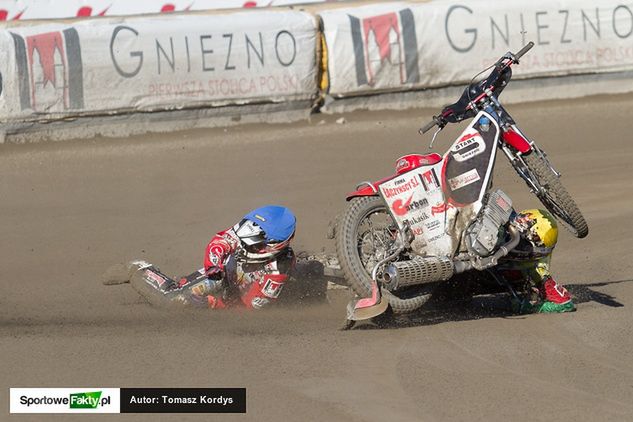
[235,219,266,246]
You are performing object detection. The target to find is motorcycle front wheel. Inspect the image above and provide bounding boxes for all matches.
[335,196,432,313]
[522,152,589,238]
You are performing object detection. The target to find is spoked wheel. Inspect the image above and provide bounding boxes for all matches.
[521,152,588,238]
[335,196,432,313]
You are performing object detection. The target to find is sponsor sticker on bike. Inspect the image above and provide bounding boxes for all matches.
[448,169,481,190]
[420,168,440,191]
[425,220,441,231]
[379,164,453,256]
[381,174,420,199]
[391,194,414,216]
[431,202,454,216]
[381,175,429,220]
[451,131,486,162]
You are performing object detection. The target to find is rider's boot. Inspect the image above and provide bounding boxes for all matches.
[536,277,575,313]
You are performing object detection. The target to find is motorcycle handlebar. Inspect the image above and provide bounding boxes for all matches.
[420,118,437,134]
[420,41,534,137]
[514,41,534,61]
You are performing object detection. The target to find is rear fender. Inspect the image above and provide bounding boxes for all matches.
[346,182,379,201]
[346,174,401,201]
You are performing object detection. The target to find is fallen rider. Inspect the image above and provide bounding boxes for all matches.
[108,205,300,309]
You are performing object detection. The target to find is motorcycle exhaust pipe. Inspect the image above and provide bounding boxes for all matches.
[381,225,521,290]
[381,256,454,290]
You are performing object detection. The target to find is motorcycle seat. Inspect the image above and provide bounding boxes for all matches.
[395,153,442,174]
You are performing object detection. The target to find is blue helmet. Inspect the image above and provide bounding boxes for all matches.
[244,205,296,242]
[234,205,296,260]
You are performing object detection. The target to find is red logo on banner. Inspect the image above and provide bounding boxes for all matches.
[0,9,25,20]
[363,13,401,85]
[27,32,66,92]
[350,9,419,87]
[76,6,109,17]
[13,28,84,111]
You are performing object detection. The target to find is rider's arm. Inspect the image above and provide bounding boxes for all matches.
[204,227,240,276]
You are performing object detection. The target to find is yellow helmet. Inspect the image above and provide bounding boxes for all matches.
[514,209,558,250]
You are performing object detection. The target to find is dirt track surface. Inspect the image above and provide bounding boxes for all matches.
[2,95,633,421]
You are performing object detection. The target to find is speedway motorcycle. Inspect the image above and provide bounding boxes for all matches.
[334,42,588,323]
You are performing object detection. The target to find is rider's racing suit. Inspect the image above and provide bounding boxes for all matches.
[171,226,295,310]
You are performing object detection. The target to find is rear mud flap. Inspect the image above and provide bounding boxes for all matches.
[345,281,389,322]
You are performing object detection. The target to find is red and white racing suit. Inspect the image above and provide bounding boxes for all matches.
[193,227,295,310]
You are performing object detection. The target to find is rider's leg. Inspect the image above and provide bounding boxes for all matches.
[527,256,575,313]
[495,255,574,314]
[154,269,226,308]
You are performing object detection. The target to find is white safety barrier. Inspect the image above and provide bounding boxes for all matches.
[0,0,333,21]
[321,0,633,97]
[0,10,318,123]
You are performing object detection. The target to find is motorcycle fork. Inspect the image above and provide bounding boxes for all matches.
[501,142,562,201]
[495,103,562,178]
[501,145,539,192]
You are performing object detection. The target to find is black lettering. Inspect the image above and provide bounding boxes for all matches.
[613,5,633,39]
[490,15,509,49]
[275,30,296,66]
[110,25,143,78]
[156,37,175,74]
[246,33,264,68]
[582,8,601,41]
[200,35,214,71]
[223,34,236,70]
[445,5,477,53]
[185,36,191,72]
[559,10,572,43]
[535,11,550,45]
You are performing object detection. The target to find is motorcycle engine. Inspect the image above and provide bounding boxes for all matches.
[465,189,514,257]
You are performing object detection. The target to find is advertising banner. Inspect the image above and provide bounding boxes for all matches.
[321,0,633,97]
[0,10,318,121]
[0,0,334,21]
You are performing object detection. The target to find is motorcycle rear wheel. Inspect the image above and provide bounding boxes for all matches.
[523,152,589,238]
[335,196,432,313]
